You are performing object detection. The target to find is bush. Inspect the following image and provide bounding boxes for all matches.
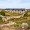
[0,10,5,16]
[0,17,3,24]
[13,22,21,27]
[24,11,28,17]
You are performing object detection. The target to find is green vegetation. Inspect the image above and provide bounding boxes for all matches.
[7,11,30,27]
[0,10,30,27]
[13,22,20,27]
[5,12,21,16]
[0,10,21,16]
[0,17,4,24]
[0,10,5,16]
[24,11,28,17]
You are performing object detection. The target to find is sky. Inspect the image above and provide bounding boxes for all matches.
[0,0,30,9]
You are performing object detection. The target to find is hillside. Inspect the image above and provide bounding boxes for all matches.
[0,10,30,27]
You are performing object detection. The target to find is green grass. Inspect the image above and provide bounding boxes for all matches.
[5,12,21,16]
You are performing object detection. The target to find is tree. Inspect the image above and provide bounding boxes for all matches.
[0,10,5,16]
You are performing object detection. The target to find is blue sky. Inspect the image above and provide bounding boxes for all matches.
[0,0,30,9]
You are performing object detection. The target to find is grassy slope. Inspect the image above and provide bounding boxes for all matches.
[0,10,30,26]
[8,11,30,27]
[5,12,21,16]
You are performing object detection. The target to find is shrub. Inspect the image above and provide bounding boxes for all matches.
[0,10,5,16]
